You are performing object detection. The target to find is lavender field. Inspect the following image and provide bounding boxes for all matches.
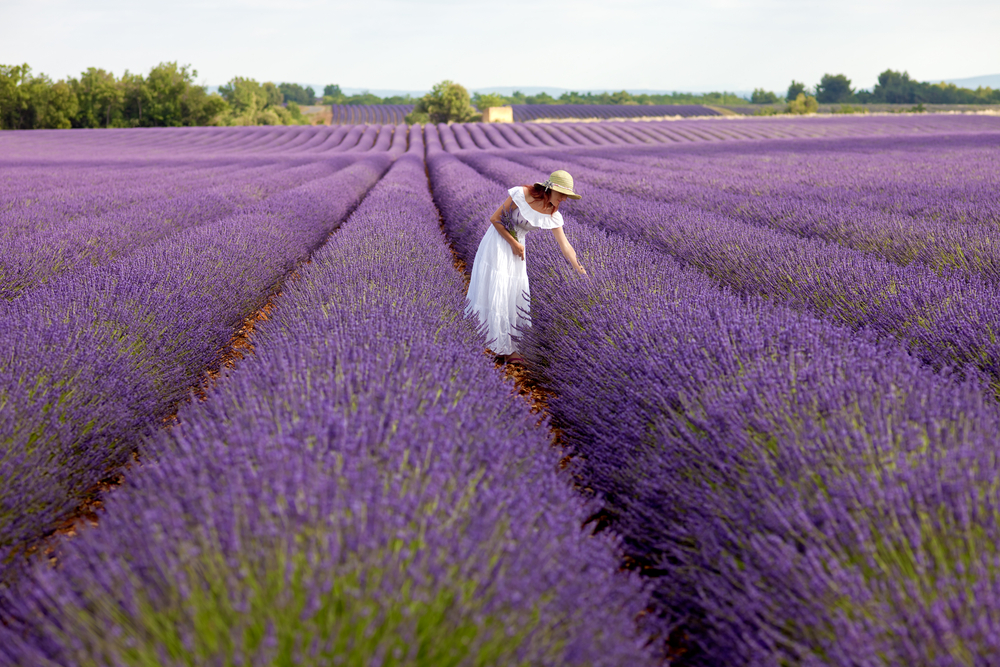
[2,113,1000,665]
[328,104,723,124]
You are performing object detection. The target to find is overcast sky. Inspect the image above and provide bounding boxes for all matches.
[2,0,998,94]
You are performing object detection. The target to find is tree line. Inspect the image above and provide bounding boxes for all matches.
[400,81,751,124]
[0,62,355,130]
[318,85,415,106]
[317,87,746,108]
[751,69,1000,105]
[469,89,748,108]
[5,61,996,131]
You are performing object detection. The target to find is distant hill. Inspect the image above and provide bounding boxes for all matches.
[206,84,755,98]
[209,78,998,100]
[941,74,1000,88]
[470,85,753,97]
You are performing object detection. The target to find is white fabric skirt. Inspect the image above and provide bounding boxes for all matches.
[465,225,530,355]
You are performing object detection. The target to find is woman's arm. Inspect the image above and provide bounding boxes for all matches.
[550,226,587,275]
[490,196,525,260]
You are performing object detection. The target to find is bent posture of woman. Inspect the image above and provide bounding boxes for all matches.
[465,170,587,363]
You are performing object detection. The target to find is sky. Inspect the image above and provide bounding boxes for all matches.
[2,0,998,95]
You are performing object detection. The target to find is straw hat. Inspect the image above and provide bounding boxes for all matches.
[534,170,581,199]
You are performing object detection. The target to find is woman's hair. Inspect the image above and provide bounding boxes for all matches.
[521,183,560,214]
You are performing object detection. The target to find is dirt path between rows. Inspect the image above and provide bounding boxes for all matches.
[26,274,296,565]
[21,176,383,570]
[420,156,690,665]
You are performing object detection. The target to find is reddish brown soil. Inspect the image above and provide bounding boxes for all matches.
[21,254,312,567]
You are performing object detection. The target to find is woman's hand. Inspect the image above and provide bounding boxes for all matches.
[551,227,586,275]
[511,240,525,260]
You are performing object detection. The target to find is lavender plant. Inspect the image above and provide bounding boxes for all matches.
[500,134,1000,282]
[498,204,521,241]
[6,113,1000,665]
[0,151,390,579]
[458,149,1000,392]
[1,158,359,299]
[0,154,654,666]
[426,140,1000,664]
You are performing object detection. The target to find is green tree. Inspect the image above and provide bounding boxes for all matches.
[816,73,854,103]
[607,90,636,105]
[786,80,806,102]
[143,63,187,126]
[0,64,33,129]
[547,89,748,106]
[786,92,819,114]
[344,91,382,105]
[278,83,315,105]
[217,77,302,126]
[751,88,779,104]
[143,62,226,127]
[285,101,306,122]
[262,82,283,108]
[854,88,874,104]
[1,61,224,130]
[557,91,589,104]
[219,77,268,117]
[0,66,78,130]
[34,78,79,129]
[381,94,415,104]
[864,69,1000,105]
[525,91,560,105]
[472,92,506,110]
[321,84,344,105]
[73,67,123,128]
[871,69,916,103]
[406,80,480,124]
[119,71,149,127]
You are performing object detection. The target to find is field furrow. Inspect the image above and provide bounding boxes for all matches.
[1,157,363,299]
[4,115,1000,665]
[458,149,1000,391]
[505,136,1000,280]
[426,135,1000,664]
[1,149,656,667]
[0,154,390,576]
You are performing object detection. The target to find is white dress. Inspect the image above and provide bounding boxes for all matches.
[465,186,564,355]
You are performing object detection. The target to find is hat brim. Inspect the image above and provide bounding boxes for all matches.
[534,182,582,199]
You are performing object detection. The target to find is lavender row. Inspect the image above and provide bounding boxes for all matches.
[1,153,655,666]
[0,124,411,161]
[0,155,389,578]
[504,133,1000,282]
[330,103,414,124]
[2,116,995,165]
[428,114,1000,153]
[517,132,1000,231]
[2,158,365,300]
[426,141,1000,664]
[510,104,719,121]
[0,161,215,217]
[1,125,408,245]
[1,161,254,237]
[458,150,1000,391]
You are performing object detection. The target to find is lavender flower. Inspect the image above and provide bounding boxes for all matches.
[425,126,1000,664]
[6,113,1000,665]
[0,139,654,667]
[499,203,520,241]
[0,139,392,577]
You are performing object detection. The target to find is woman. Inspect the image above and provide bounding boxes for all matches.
[465,169,587,364]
